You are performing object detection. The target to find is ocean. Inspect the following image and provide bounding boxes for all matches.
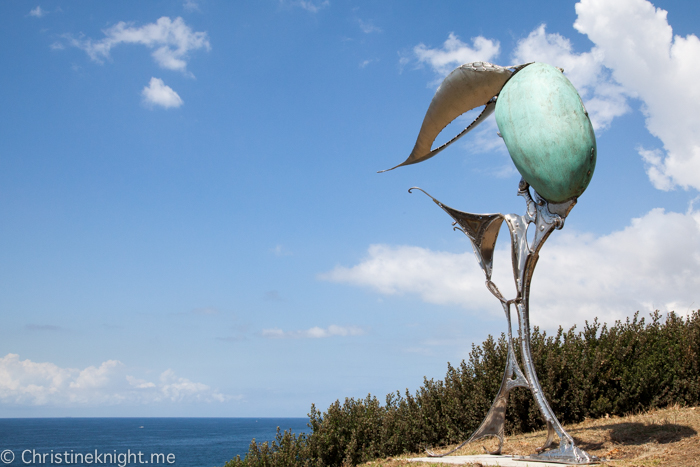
[0,418,309,467]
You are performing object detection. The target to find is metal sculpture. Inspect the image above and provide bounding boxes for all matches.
[382,62,598,464]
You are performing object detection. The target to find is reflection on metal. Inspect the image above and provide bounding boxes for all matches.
[413,181,596,464]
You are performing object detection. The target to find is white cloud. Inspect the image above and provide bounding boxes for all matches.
[511,24,631,131]
[183,0,200,12]
[141,77,183,109]
[639,147,673,191]
[262,324,366,339]
[159,369,218,402]
[68,16,210,75]
[321,207,700,329]
[359,59,378,69]
[29,6,46,18]
[126,376,156,389]
[282,0,329,13]
[261,328,285,338]
[0,354,230,406]
[358,19,381,34]
[321,245,493,309]
[573,0,700,191]
[413,33,500,79]
[69,360,120,390]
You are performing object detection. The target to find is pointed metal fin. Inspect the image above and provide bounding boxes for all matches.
[441,205,504,281]
[409,187,503,280]
[381,62,513,172]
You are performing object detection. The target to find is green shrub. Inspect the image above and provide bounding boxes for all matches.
[224,428,313,467]
[224,311,700,467]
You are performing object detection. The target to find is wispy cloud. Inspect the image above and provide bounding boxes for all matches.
[183,0,200,12]
[271,244,292,256]
[321,206,700,330]
[29,6,47,18]
[141,77,183,109]
[261,325,366,339]
[359,58,378,69]
[282,0,329,13]
[358,19,381,34]
[0,354,232,406]
[66,16,210,76]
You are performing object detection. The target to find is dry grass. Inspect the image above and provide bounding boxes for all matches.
[361,405,700,467]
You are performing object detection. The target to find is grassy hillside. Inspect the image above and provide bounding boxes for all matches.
[368,404,700,467]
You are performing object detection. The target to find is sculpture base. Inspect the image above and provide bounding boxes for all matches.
[407,454,600,466]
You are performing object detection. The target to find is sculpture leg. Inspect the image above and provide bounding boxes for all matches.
[515,300,596,463]
[517,300,572,443]
[538,422,556,453]
[428,301,528,457]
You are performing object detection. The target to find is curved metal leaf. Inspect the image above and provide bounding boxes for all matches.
[381,62,513,172]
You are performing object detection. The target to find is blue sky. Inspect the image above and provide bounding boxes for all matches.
[1,0,699,417]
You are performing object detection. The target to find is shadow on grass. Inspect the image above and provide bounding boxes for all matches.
[572,421,697,452]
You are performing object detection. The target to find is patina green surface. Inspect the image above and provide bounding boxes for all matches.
[495,63,596,203]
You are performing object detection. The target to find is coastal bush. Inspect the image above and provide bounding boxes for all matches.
[224,427,312,467]
[223,310,700,467]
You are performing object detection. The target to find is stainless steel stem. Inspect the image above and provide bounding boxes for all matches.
[415,180,598,464]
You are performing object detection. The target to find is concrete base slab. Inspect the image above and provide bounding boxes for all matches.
[407,454,597,466]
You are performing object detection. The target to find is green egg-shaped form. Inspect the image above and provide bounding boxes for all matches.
[495,63,596,203]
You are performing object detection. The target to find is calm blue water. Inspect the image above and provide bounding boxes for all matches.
[0,418,309,467]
